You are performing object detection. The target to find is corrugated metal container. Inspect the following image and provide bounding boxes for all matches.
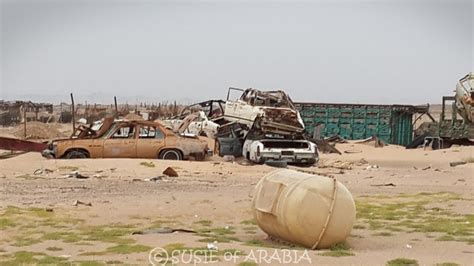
[295,102,427,146]
[252,169,356,249]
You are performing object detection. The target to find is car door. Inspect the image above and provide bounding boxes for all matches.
[136,125,165,158]
[224,101,240,122]
[84,138,105,158]
[103,123,137,158]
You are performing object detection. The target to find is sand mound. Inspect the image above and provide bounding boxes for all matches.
[13,122,67,140]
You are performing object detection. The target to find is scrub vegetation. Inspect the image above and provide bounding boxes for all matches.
[356,192,473,244]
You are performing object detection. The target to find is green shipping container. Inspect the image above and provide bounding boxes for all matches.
[295,103,428,146]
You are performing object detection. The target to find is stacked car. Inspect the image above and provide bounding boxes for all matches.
[164,88,319,165]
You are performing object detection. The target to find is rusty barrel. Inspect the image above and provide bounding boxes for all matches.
[251,169,356,249]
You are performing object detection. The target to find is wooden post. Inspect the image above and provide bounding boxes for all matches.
[23,103,27,139]
[114,96,118,117]
[70,93,76,131]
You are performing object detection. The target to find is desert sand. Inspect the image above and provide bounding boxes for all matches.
[0,141,473,265]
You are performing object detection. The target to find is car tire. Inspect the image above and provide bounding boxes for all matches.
[65,150,88,159]
[299,159,316,167]
[159,149,182,160]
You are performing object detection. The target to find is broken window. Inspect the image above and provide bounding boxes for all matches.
[139,126,156,138]
[111,125,135,139]
[139,126,164,139]
[209,101,223,118]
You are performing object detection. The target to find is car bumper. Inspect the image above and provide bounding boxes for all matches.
[41,149,55,159]
[260,150,318,164]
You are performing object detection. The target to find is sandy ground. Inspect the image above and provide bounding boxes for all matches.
[0,141,473,265]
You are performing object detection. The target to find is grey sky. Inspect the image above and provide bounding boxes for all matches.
[1,0,473,104]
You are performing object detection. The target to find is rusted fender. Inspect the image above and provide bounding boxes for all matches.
[0,137,47,153]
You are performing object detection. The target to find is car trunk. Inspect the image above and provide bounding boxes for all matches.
[261,140,309,149]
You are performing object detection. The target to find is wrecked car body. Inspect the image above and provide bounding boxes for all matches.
[175,111,220,138]
[162,100,227,137]
[241,115,318,164]
[223,88,305,132]
[42,119,211,160]
[178,100,226,122]
[217,87,318,165]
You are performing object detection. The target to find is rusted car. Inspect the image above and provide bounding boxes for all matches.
[224,88,305,132]
[42,119,211,160]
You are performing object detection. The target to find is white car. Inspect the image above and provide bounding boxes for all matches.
[242,138,318,165]
[162,111,220,138]
[180,111,220,138]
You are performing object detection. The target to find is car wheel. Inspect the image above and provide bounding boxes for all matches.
[159,149,182,160]
[65,150,88,159]
[299,159,316,167]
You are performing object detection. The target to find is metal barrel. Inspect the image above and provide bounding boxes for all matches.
[251,169,356,249]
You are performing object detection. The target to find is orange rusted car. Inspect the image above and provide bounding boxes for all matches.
[42,119,211,160]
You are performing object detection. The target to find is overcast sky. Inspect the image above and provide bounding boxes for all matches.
[0,0,473,104]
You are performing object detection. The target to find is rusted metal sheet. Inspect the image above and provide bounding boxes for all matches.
[0,137,47,152]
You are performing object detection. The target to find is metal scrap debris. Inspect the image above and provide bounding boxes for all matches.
[324,135,348,144]
[355,136,386,147]
[450,161,467,167]
[73,200,92,207]
[132,228,196,235]
[238,160,255,166]
[344,149,362,154]
[310,139,341,154]
[357,158,369,166]
[0,137,48,153]
[371,183,396,187]
[365,164,380,170]
[144,176,163,182]
[67,171,89,179]
[33,168,54,175]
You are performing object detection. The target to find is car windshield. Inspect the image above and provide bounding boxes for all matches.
[180,101,224,119]
[103,123,133,138]
[240,89,294,108]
